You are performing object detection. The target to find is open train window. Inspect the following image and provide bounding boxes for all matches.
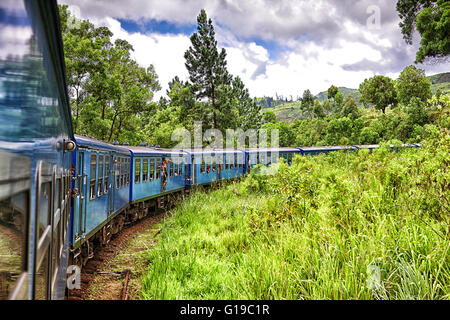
[143,158,148,182]
[116,157,121,189]
[206,156,211,173]
[156,158,161,179]
[200,157,205,173]
[149,158,155,181]
[98,155,103,197]
[169,159,173,177]
[89,154,96,200]
[125,158,131,186]
[121,158,125,187]
[135,158,141,184]
[104,156,110,194]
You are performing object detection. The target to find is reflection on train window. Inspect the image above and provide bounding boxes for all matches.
[38,182,51,239]
[0,191,28,300]
[36,180,52,300]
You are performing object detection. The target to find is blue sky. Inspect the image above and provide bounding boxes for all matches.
[61,0,449,99]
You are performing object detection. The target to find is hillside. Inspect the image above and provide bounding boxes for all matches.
[314,87,361,103]
[263,72,450,122]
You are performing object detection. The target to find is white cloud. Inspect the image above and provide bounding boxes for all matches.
[60,0,449,100]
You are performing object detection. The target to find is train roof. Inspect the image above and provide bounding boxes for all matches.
[352,145,380,149]
[182,148,245,155]
[127,146,188,157]
[74,134,130,155]
[300,145,353,151]
[245,147,300,153]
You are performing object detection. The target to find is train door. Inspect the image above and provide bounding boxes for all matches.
[75,151,86,237]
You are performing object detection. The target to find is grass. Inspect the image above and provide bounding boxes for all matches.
[139,134,449,300]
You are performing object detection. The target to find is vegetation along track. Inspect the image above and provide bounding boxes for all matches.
[67,210,167,300]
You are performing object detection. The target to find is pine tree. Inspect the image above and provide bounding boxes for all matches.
[184,9,232,130]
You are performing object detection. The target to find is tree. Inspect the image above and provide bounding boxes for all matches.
[334,91,344,113]
[301,89,314,118]
[341,95,360,119]
[184,9,232,130]
[231,76,262,130]
[312,100,326,119]
[59,5,160,144]
[396,65,432,105]
[396,0,449,62]
[359,75,397,114]
[263,110,277,123]
[327,85,339,100]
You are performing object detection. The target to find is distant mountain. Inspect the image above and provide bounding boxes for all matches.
[428,72,450,85]
[428,72,450,95]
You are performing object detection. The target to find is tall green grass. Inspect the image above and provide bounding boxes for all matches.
[140,131,449,300]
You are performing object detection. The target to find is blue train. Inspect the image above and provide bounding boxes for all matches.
[0,0,420,300]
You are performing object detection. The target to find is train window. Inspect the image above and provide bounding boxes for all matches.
[35,176,52,300]
[121,158,125,187]
[90,154,96,200]
[267,152,272,165]
[206,156,211,173]
[238,154,243,168]
[135,158,141,184]
[179,158,183,176]
[234,154,238,169]
[54,177,60,214]
[116,157,121,189]
[0,190,29,300]
[126,158,130,185]
[261,153,265,165]
[143,158,148,182]
[149,158,155,181]
[98,155,104,197]
[104,156,110,194]
[169,160,173,178]
[212,158,216,172]
[156,158,161,179]
[200,157,205,173]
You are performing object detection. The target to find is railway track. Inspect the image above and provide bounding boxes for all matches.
[67,210,167,300]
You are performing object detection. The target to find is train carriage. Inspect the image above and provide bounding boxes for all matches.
[245,147,301,172]
[0,0,75,299]
[299,145,354,157]
[128,146,188,203]
[71,135,131,263]
[183,149,245,187]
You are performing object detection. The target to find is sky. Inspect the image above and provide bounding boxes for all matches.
[60,0,450,100]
